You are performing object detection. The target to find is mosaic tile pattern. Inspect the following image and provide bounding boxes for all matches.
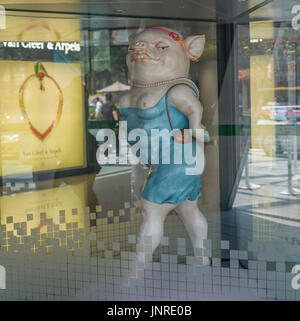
[1,235,300,300]
[0,175,300,301]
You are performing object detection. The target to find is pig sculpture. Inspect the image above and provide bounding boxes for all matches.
[119,27,209,265]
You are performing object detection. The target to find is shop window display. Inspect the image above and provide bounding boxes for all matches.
[0,0,299,303]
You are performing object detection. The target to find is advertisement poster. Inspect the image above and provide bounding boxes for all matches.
[0,60,86,176]
[0,7,81,42]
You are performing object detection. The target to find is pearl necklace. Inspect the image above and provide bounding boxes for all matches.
[131,77,199,96]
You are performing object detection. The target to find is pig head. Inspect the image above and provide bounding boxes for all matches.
[126,27,205,84]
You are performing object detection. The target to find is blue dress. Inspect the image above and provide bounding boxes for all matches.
[120,86,203,204]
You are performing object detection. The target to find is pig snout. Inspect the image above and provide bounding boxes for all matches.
[131,48,159,62]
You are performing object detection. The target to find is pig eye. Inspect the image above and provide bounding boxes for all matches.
[156,43,169,50]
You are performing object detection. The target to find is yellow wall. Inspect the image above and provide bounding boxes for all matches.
[250,21,275,153]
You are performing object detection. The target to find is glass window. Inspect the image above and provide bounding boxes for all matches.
[233,0,300,273]
[0,0,299,302]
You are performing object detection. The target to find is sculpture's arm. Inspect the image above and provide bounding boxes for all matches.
[169,85,207,142]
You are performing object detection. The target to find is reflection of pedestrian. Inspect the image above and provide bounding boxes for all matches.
[101,93,119,156]
[93,97,103,119]
[101,93,119,121]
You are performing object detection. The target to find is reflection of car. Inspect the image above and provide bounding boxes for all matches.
[286,106,300,122]
[259,102,287,121]
[259,102,300,122]
[270,106,288,121]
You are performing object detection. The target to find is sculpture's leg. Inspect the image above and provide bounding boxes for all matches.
[174,199,209,264]
[131,163,148,202]
[137,198,177,263]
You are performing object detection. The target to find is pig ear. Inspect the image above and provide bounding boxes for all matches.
[129,28,145,43]
[136,27,145,34]
[184,35,205,61]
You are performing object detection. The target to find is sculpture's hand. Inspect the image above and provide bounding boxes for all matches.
[172,129,194,144]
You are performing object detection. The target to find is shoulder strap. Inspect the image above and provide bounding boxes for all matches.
[164,82,199,130]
